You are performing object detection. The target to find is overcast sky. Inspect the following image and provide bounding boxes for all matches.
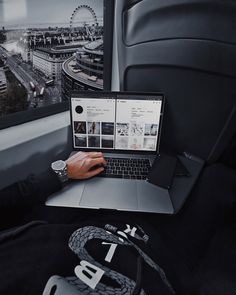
[0,0,103,28]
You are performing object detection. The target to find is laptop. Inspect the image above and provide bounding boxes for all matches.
[46,91,203,214]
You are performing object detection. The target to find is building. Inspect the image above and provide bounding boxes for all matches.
[0,68,7,95]
[20,29,66,63]
[19,28,88,63]
[33,46,79,80]
[61,39,103,100]
[76,39,103,79]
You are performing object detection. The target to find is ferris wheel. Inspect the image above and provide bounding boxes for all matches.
[69,4,99,39]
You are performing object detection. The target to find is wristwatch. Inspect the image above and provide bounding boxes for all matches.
[51,160,68,184]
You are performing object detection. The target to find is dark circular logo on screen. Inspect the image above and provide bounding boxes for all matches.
[75,106,83,114]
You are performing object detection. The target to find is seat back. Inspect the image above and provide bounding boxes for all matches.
[116,0,236,159]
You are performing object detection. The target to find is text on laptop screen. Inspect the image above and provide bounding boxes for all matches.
[71,97,162,151]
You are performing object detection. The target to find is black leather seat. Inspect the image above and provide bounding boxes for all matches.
[116,0,236,160]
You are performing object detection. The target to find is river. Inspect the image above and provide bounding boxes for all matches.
[1,40,25,55]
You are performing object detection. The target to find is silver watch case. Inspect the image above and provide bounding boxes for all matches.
[51,160,68,183]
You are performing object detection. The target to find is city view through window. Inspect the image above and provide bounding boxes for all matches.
[0,0,104,118]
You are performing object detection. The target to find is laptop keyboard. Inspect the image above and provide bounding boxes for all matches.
[99,157,151,179]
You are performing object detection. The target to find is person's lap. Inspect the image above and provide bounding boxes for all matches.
[20,163,236,294]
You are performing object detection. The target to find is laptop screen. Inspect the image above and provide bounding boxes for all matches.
[71,92,164,154]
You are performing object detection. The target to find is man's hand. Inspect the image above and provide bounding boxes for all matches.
[66,152,106,180]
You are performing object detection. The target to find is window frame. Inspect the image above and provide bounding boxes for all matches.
[0,0,114,130]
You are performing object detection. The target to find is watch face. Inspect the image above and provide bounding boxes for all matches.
[52,160,66,171]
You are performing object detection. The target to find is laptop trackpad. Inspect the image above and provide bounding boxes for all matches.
[79,178,138,210]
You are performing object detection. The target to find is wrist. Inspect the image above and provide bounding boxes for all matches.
[51,160,69,185]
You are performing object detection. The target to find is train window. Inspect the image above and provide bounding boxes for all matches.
[0,0,114,129]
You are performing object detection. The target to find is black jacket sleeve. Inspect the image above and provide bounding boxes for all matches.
[0,169,62,211]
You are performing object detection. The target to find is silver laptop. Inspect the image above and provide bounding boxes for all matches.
[46,91,178,213]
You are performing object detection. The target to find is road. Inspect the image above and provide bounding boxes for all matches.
[0,46,61,109]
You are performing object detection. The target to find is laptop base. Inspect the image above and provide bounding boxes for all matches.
[46,155,204,214]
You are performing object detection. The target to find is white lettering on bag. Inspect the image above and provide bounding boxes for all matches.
[124,224,137,237]
[102,242,118,262]
[117,231,128,242]
[74,260,105,289]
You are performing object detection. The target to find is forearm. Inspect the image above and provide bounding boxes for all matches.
[0,169,62,210]
[0,151,105,228]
